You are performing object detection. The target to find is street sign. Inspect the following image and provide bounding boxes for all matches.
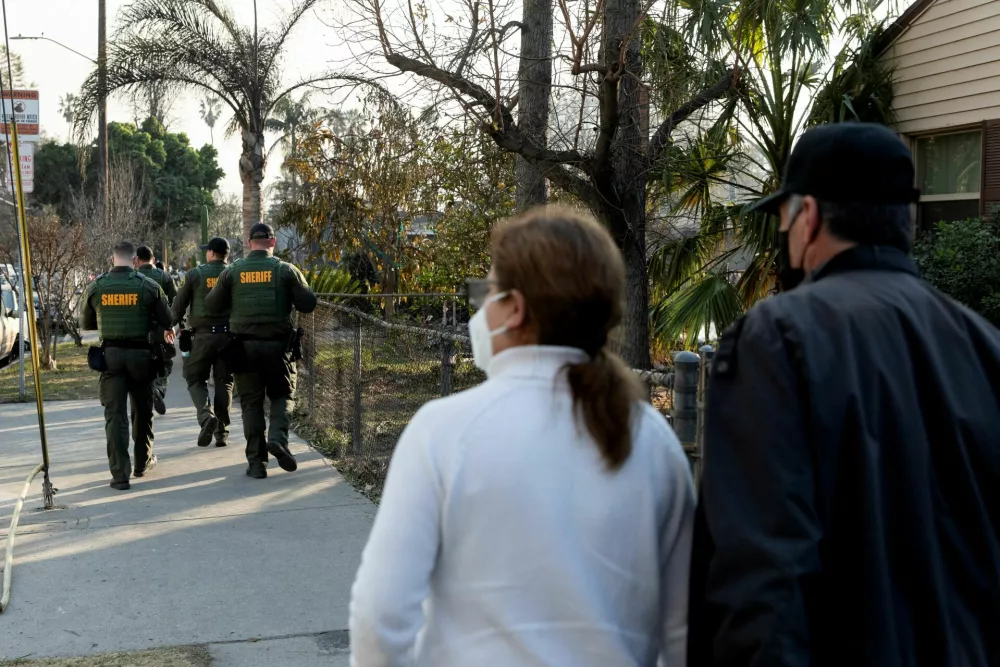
[4,142,33,194]
[1,90,40,143]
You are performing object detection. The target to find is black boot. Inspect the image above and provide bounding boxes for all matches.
[198,415,219,448]
[266,441,298,472]
[245,465,267,479]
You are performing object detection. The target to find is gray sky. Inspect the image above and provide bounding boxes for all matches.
[6,0,348,200]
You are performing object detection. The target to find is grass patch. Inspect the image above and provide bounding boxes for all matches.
[0,646,212,667]
[0,342,98,404]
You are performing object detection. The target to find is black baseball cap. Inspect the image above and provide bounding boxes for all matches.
[750,123,921,215]
[200,237,230,254]
[248,223,275,240]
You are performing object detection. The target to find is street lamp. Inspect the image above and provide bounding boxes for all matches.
[11,30,107,214]
[10,35,96,64]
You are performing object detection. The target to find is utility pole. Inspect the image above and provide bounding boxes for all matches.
[98,0,109,217]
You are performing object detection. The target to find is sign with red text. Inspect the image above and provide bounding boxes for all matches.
[4,141,33,194]
[1,90,39,143]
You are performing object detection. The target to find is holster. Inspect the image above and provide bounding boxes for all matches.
[87,345,107,373]
[223,336,249,374]
[289,327,305,363]
[178,328,193,353]
[151,342,167,378]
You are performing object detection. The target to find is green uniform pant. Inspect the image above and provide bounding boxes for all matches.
[153,334,173,398]
[155,357,172,396]
[99,347,155,482]
[234,339,296,467]
[183,332,234,440]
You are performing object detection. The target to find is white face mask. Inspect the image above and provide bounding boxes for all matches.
[469,292,509,372]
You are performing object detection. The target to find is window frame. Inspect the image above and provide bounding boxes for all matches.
[911,126,984,228]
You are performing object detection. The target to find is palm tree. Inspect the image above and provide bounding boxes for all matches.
[266,95,359,163]
[59,93,77,142]
[264,93,324,165]
[74,0,343,240]
[199,95,223,146]
[649,0,898,348]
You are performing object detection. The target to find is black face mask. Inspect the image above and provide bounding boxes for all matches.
[777,229,805,292]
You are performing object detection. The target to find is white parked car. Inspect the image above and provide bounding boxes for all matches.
[0,282,19,367]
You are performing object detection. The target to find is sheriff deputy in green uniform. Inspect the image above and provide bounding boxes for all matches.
[172,237,234,448]
[136,245,178,415]
[205,223,317,478]
[82,241,174,490]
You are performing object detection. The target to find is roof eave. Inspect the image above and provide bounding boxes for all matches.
[874,0,937,56]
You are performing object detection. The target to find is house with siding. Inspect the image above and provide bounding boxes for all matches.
[877,0,1000,227]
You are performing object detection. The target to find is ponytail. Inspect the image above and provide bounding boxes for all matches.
[566,349,645,470]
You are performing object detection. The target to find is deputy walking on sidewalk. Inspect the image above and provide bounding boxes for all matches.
[82,241,174,491]
[172,237,235,448]
[205,223,317,479]
[136,245,178,415]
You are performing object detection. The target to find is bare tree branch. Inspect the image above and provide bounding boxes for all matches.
[649,68,738,164]
[385,53,592,169]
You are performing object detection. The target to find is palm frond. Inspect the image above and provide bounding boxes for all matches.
[262,0,324,77]
[651,272,744,349]
[304,265,361,298]
[649,232,719,296]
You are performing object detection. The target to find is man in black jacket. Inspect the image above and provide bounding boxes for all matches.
[689,123,1000,667]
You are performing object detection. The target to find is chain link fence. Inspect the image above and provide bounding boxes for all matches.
[293,299,712,502]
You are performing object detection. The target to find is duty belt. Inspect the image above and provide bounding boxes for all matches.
[234,333,287,343]
[103,338,151,349]
[192,324,230,334]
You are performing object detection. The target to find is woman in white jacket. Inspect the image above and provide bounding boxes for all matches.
[350,206,695,667]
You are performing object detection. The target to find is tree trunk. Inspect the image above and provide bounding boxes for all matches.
[239,129,267,241]
[601,0,651,370]
[383,267,397,319]
[515,0,553,211]
[38,309,55,370]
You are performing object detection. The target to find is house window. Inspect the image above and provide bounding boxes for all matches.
[916,131,981,229]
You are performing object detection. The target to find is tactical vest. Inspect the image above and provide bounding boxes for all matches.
[95,272,150,340]
[138,265,170,292]
[229,255,289,327]
[191,262,229,320]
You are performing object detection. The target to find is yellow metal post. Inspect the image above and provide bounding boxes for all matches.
[8,117,55,508]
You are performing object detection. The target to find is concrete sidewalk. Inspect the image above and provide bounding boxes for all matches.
[0,364,375,664]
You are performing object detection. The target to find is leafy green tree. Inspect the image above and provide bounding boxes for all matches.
[33,142,86,218]
[103,117,225,229]
[34,117,223,228]
[415,128,516,292]
[914,218,1000,327]
[75,0,344,241]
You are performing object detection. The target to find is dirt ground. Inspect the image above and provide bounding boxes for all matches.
[0,646,212,667]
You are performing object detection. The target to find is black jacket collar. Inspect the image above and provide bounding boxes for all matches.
[810,245,919,284]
